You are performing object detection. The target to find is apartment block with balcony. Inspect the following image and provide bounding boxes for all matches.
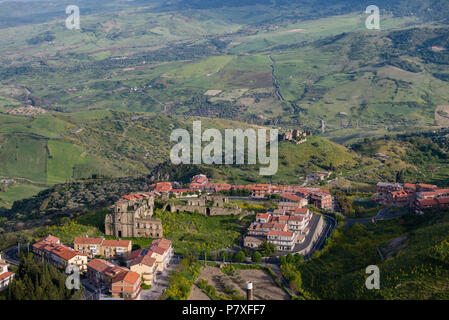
[267,230,299,251]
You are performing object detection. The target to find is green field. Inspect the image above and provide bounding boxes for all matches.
[0,135,48,183]
[0,183,47,208]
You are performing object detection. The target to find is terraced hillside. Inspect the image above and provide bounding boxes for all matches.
[1,0,446,136]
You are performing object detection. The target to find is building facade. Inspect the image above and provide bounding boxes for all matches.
[74,237,132,260]
[0,254,14,291]
[105,194,163,239]
[32,235,88,272]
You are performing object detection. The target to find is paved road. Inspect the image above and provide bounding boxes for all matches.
[345,208,408,226]
[304,214,337,259]
[1,245,20,265]
[139,255,180,300]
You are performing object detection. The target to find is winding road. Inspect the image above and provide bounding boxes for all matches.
[345,207,408,226]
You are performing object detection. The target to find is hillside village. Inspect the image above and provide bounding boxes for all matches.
[2,172,447,300]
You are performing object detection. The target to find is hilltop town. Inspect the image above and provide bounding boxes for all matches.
[2,171,448,300]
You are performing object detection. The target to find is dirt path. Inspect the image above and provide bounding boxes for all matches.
[268,55,285,102]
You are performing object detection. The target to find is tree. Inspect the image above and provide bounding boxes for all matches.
[258,240,277,256]
[219,251,228,262]
[233,251,245,263]
[293,253,304,266]
[8,253,84,300]
[251,251,262,263]
[59,217,71,226]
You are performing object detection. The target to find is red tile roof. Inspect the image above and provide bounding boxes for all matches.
[39,235,60,244]
[391,191,408,197]
[267,230,294,237]
[152,238,172,249]
[102,239,131,247]
[0,272,14,281]
[87,259,115,273]
[150,246,166,255]
[127,248,145,261]
[293,208,309,215]
[256,213,270,220]
[130,255,156,268]
[112,270,140,285]
[417,198,438,207]
[51,245,87,261]
[74,237,103,245]
[417,184,438,190]
[272,215,289,222]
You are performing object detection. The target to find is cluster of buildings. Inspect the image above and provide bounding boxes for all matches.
[0,253,14,291]
[307,171,332,182]
[126,238,173,285]
[150,174,334,210]
[283,129,308,145]
[86,238,173,299]
[74,237,132,260]
[0,179,15,185]
[32,235,88,272]
[31,234,173,300]
[86,259,142,300]
[244,193,315,251]
[375,182,449,213]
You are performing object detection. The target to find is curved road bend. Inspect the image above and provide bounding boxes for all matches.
[1,245,20,266]
[344,208,408,226]
[303,214,337,260]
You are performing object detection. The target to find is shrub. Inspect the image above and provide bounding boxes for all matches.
[251,251,262,263]
[233,251,245,263]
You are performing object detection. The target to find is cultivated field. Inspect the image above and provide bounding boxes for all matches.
[193,266,290,300]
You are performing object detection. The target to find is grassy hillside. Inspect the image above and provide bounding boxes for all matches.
[0,110,269,203]
[300,211,449,299]
[191,135,379,185]
[351,129,449,186]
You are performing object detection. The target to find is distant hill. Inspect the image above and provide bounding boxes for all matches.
[203,136,374,185]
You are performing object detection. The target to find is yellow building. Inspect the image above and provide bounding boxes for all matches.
[129,255,157,285]
[74,237,132,260]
